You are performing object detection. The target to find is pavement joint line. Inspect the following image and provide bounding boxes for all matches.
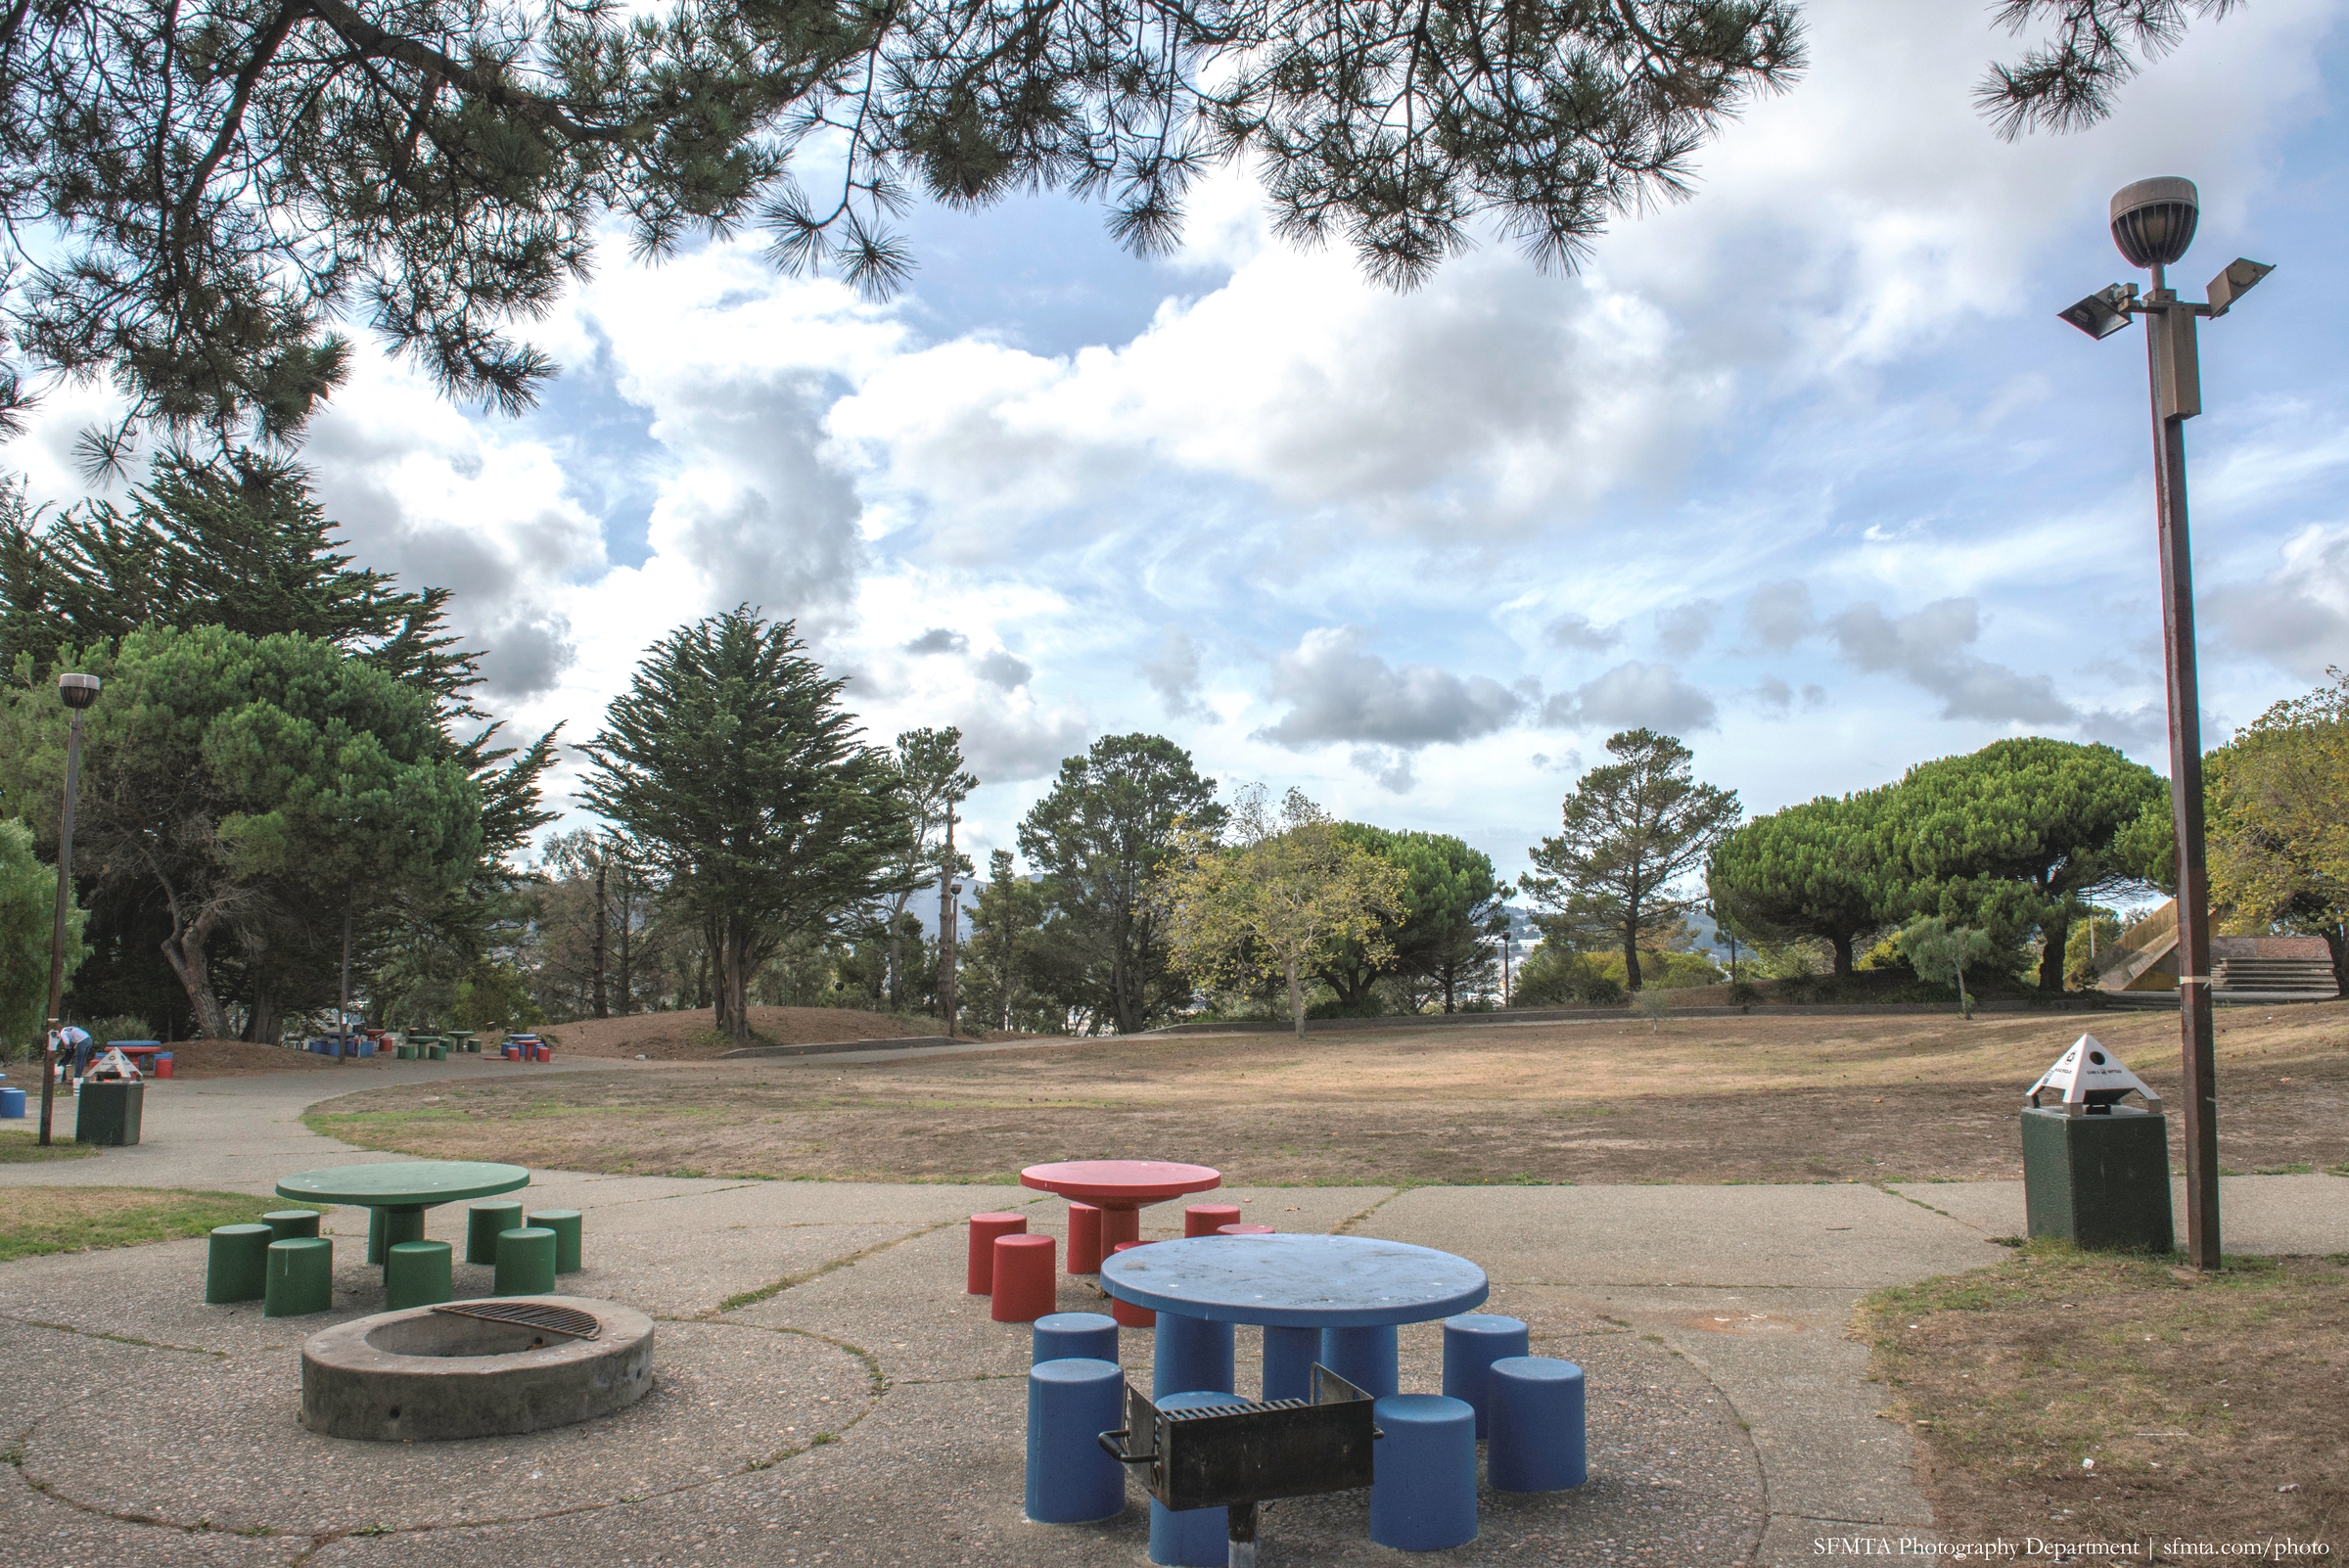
[0,1311,229,1359]
[709,1212,967,1314]
[1331,1188,1402,1233]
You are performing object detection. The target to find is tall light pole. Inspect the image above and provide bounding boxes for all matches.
[2060,176,2273,1271]
[38,671,101,1147]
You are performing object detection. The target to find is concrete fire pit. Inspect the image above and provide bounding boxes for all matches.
[300,1296,654,1441]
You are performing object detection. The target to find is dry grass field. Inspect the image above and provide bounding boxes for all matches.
[303,1002,2349,1185]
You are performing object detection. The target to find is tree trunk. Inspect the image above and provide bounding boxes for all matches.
[1622,915,1643,991]
[591,856,609,1018]
[724,919,752,1045]
[887,920,903,1009]
[2037,917,2068,992]
[1831,934,1855,979]
[616,875,634,1013]
[159,908,233,1039]
[1287,955,1305,1038]
[2326,921,2348,997]
[243,985,277,1044]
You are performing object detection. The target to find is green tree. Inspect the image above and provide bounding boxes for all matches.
[578,608,906,1046]
[1382,831,1504,1013]
[453,957,544,1034]
[1018,734,1223,1035]
[1521,729,1740,992]
[1,455,473,704]
[1707,789,1891,979]
[0,818,87,1057]
[1897,916,1998,1019]
[0,626,481,1038]
[962,849,1051,1034]
[872,727,978,1009]
[2206,669,2349,992]
[1158,786,1405,1038]
[1876,738,2165,992]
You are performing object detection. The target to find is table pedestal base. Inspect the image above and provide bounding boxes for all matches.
[1099,1205,1140,1254]
[1067,1203,1103,1273]
[1320,1324,1399,1399]
[1263,1325,1319,1402]
[1153,1313,1234,1399]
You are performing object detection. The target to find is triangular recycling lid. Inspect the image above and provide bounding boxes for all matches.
[2025,1034,2160,1111]
[84,1046,140,1081]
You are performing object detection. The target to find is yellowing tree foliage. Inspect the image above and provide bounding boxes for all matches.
[1156,787,1405,1039]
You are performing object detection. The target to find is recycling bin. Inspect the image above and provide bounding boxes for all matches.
[2020,1035,2174,1252]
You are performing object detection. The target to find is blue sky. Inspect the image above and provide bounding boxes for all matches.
[16,0,2348,885]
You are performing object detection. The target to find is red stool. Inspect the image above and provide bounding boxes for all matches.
[1218,1223,1275,1235]
[967,1213,1028,1294]
[990,1234,1056,1322]
[1108,1240,1157,1328]
[1184,1204,1242,1238]
[1068,1203,1104,1274]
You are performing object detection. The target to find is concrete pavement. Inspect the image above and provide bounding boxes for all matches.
[3,1061,2341,1565]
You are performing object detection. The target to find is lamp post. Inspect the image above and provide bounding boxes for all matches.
[2060,177,2273,1271]
[38,671,100,1147]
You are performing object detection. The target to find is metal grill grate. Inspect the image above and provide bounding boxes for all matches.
[431,1301,600,1340]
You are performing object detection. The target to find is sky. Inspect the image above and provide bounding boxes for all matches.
[14,0,2349,889]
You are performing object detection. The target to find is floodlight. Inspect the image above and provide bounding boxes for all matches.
[2204,257,2274,317]
[2058,283,2135,341]
[57,672,100,710]
[2109,176,2198,269]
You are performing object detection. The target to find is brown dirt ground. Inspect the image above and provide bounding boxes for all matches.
[531,1005,1023,1061]
[302,1001,2349,1185]
[1865,1246,2347,1557]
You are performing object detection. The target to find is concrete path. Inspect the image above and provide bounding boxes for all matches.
[4,1063,2341,1566]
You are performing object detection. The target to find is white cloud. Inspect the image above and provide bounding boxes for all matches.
[1543,662,1719,734]
[1257,626,1529,749]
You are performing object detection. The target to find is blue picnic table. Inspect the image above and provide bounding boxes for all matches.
[1100,1232,1489,1401]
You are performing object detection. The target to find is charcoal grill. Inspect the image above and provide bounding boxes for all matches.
[432,1300,601,1339]
[1099,1365,1381,1567]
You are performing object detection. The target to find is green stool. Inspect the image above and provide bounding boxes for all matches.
[428,1043,447,1061]
[262,1209,320,1241]
[264,1236,333,1316]
[467,1200,524,1265]
[529,1210,583,1274]
[396,1044,415,1060]
[206,1223,273,1304]
[493,1226,557,1296]
[386,1240,455,1310]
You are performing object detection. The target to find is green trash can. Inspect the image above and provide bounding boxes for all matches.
[493,1226,558,1296]
[2022,1106,2176,1251]
[75,1080,143,1145]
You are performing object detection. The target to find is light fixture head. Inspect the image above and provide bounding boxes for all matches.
[57,671,100,710]
[2110,177,2198,270]
[2059,283,2135,341]
[2205,257,2274,317]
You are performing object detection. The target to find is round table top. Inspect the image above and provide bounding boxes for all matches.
[275,1161,530,1209]
[1019,1160,1221,1205]
[1100,1234,1489,1328]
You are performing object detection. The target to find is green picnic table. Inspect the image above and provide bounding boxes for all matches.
[275,1160,530,1271]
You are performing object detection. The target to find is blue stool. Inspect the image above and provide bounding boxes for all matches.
[1369,1394,1478,1550]
[0,1086,24,1118]
[1488,1357,1587,1492]
[1154,1312,1234,1398]
[1318,1323,1399,1398]
[1442,1314,1529,1438]
[1149,1392,1248,1565]
[1034,1312,1119,1365]
[1026,1358,1127,1523]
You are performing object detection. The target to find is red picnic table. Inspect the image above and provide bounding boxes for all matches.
[1020,1159,1221,1274]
